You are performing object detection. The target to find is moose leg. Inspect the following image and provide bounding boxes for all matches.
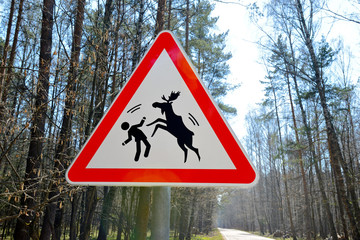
[146,118,166,126]
[151,124,169,137]
[184,136,201,161]
[177,140,188,163]
[187,144,200,161]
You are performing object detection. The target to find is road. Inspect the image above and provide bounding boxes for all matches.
[218,228,275,240]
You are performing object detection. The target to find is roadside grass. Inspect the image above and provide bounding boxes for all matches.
[189,229,224,240]
[88,229,224,240]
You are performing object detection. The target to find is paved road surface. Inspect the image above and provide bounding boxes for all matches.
[218,228,275,240]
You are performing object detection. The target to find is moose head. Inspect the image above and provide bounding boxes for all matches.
[152,91,180,115]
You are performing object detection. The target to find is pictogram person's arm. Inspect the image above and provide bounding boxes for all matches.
[122,133,132,145]
[134,117,146,128]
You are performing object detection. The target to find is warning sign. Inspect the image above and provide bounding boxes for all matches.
[66,31,257,187]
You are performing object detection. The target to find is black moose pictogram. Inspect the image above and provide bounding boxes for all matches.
[147,91,201,163]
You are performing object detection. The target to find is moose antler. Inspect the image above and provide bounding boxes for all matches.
[168,91,180,102]
[161,91,180,103]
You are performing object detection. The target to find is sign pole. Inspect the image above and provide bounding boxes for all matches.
[150,186,170,240]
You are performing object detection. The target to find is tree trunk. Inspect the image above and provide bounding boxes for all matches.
[154,0,166,35]
[110,0,124,101]
[79,187,98,240]
[186,190,197,240]
[167,0,172,29]
[79,1,114,238]
[178,189,190,240]
[133,187,151,240]
[39,0,85,238]
[315,71,360,239]
[295,0,360,237]
[13,0,55,239]
[293,76,338,240]
[0,0,24,128]
[286,19,338,240]
[283,49,312,239]
[131,0,145,72]
[97,187,118,240]
[0,0,15,100]
[116,187,128,240]
[70,193,80,240]
[269,78,297,240]
[333,171,349,240]
[185,0,190,54]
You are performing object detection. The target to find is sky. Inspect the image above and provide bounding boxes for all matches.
[212,0,360,140]
[212,1,266,139]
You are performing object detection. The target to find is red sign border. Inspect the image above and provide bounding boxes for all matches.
[66,31,257,186]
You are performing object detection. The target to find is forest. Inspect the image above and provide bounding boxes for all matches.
[0,0,231,239]
[218,1,360,240]
[0,0,359,240]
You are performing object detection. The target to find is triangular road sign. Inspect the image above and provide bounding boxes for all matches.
[66,31,258,187]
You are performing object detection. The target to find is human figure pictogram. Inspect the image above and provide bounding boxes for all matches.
[121,117,151,162]
[147,91,200,163]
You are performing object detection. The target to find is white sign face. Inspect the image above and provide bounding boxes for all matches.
[66,31,257,187]
[86,50,236,170]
